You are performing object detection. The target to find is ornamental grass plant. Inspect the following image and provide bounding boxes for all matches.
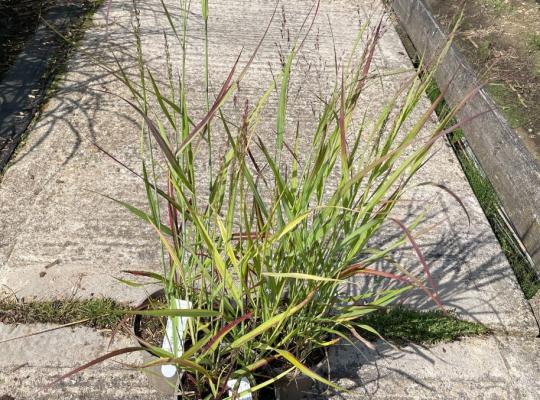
[53,1,476,398]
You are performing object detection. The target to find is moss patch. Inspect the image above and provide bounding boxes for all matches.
[364,307,489,345]
[0,298,125,330]
[1,298,489,345]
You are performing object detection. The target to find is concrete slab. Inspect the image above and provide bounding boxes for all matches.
[1,322,539,399]
[0,368,162,400]
[0,322,161,399]
[0,2,90,169]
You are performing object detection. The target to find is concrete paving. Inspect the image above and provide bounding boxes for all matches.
[0,0,538,398]
[0,323,162,399]
[322,335,540,399]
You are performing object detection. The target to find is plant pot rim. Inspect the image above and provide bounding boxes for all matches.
[133,288,170,352]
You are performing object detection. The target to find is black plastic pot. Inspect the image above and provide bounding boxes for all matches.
[133,289,328,400]
[263,354,328,400]
[133,289,180,396]
[133,289,261,399]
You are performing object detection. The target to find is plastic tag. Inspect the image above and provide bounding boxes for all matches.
[161,298,192,378]
[226,377,253,400]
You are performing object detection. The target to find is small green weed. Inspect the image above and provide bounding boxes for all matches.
[478,40,492,62]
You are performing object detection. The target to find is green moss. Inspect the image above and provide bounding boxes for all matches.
[0,298,489,346]
[0,298,125,329]
[363,307,489,345]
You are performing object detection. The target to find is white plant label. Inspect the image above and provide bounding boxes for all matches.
[161,298,192,378]
[226,377,253,400]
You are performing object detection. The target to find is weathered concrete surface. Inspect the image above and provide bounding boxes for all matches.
[321,335,540,399]
[1,323,539,399]
[0,0,538,398]
[531,292,540,325]
[0,322,162,399]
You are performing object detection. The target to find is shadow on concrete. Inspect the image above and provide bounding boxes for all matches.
[0,2,95,170]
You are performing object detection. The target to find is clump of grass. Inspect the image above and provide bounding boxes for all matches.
[0,298,125,329]
[363,307,489,345]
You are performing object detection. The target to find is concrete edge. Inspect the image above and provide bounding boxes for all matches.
[389,0,540,272]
